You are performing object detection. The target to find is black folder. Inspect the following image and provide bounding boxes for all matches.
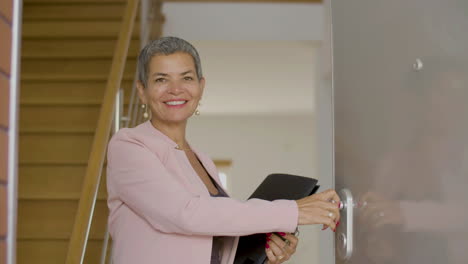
[233,173,319,264]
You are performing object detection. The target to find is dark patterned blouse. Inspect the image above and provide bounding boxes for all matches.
[210,182,228,264]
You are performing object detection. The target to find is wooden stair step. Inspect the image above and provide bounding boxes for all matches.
[17,200,107,240]
[20,105,101,133]
[18,239,109,264]
[20,105,132,132]
[22,21,140,39]
[20,80,134,105]
[23,3,127,21]
[19,133,94,164]
[22,39,140,59]
[21,58,136,81]
[25,0,125,3]
[18,165,107,200]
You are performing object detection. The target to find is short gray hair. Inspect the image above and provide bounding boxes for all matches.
[137,36,203,87]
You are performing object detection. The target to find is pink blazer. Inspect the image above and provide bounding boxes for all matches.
[106,121,298,264]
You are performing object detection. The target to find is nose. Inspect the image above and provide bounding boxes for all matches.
[167,81,183,95]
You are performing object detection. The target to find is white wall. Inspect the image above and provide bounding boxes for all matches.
[191,41,319,115]
[187,114,321,264]
[163,3,324,41]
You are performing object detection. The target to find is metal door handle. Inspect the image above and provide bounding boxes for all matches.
[336,188,354,261]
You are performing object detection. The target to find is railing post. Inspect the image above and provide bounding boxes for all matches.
[99,88,123,264]
[140,0,150,47]
[114,88,123,133]
[126,0,150,128]
[7,1,23,264]
[99,225,111,264]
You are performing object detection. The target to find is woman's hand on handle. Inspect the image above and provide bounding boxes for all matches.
[295,189,341,230]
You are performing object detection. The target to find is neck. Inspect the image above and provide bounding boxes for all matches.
[150,119,189,149]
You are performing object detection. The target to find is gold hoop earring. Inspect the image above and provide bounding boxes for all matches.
[142,104,149,119]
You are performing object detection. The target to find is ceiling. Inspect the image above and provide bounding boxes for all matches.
[161,2,324,115]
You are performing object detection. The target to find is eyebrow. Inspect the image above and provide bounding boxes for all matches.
[151,70,194,77]
[181,70,194,75]
[152,72,168,77]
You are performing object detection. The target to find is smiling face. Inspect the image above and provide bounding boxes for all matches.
[137,52,205,126]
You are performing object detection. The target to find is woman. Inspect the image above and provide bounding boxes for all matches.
[107,36,341,264]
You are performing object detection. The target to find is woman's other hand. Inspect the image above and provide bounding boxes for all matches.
[296,189,341,230]
[265,232,298,264]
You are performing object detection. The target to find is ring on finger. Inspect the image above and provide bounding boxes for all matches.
[278,255,284,260]
[328,212,334,218]
[294,228,300,237]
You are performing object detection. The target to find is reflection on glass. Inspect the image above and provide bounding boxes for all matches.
[355,60,468,264]
[332,1,468,263]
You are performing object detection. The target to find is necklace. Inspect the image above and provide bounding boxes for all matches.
[175,145,191,151]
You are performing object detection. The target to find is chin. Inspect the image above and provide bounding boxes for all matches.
[157,114,192,124]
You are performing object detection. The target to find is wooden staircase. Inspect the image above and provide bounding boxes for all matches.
[18,1,140,263]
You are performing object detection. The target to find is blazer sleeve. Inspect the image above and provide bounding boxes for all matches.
[107,131,298,236]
